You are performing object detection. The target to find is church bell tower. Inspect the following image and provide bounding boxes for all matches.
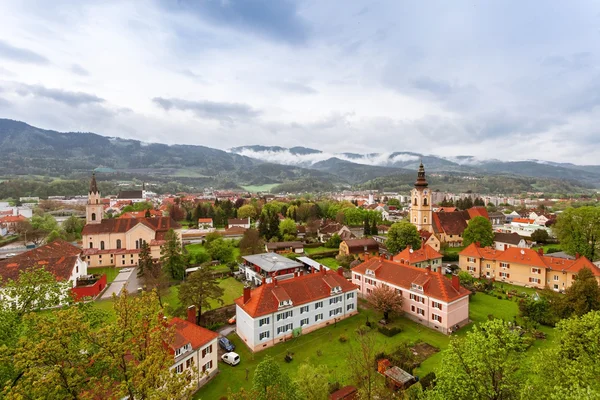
[410,162,432,233]
[86,173,103,224]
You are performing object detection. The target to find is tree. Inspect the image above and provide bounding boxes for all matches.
[531,229,550,244]
[367,284,403,321]
[46,229,64,242]
[387,198,401,206]
[427,319,527,400]
[178,266,224,324]
[462,216,494,247]
[524,311,600,399]
[385,221,421,254]
[63,215,85,241]
[137,240,153,278]
[554,206,600,260]
[562,267,600,317]
[268,212,280,241]
[294,361,330,400]
[160,229,186,280]
[371,219,378,236]
[279,218,297,238]
[347,328,378,400]
[138,241,169,307]
[325,233,342,249]
[363,217,371,236]
[258,214,269,238]
[91,290,192,399]
[252,355,299,400]
[237,204,257,220]
[206,237,235,264]
[239,228,265,256]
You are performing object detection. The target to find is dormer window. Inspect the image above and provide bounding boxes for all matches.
[366,269,375,276]
[175,343,191,357]
[411,283,423,291]
[330,285,342,295]
[279,300,292,308]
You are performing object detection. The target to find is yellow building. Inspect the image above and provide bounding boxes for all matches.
[458,243,600,291]
[410,162,433,233]
[339,238,379,260]
[82,175,181,268]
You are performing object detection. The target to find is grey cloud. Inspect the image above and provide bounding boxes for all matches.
[541,52,592,70]
[16,84,104,107]
[70,64,89,76]
[0,40,49,64]
[275,81,317,95]
[0,97,10,108]
[152,97,261,123]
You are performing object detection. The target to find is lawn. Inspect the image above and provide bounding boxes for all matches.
[241,184,279,193]
[161,277,244,311]
[195,288,558,399]
[88,267,120,283]
[318,257,341,270]
[305,246,335,255]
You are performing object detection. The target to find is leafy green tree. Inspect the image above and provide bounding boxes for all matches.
[385,221,421,254]
[371,219,378,236]
[258,214,269,238]
[137,240,153,278]
[427,319,527,400]
[46,229,64,242]
[237,204,257,220]
[462,216,494,247]
[268,212,280,241]
[367,284,403,321]
[178,266,224,324]
[562,267,600,317]
[206,237,235,264]
[160,229,186,280]
[325,233,342,249]
[279,218,297,238]
[63,215,85,241]
[524,311,600,399]
[531,229,550,244]
[239,228,265,256]
[294,361,330,400]
[363,217,371,236]
[252,355,299,400]
[387,198,401,206]
[554,206,600,260]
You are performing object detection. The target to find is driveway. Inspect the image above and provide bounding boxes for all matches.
[100,267,137,299]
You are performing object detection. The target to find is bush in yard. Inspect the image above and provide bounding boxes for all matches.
[420,371,437,390]
[377,325,402,337]
[338,335,348,343]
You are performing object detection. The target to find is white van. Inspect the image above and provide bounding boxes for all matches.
[221,352,240,366]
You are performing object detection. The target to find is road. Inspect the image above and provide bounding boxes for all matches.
[100,267,141,299]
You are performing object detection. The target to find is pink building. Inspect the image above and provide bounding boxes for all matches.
[352,256,470,334]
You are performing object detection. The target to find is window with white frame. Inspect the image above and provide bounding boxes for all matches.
[276,311,293,321]
[529,277,541,284]
[467,265,476,272]
[531,267,541,274]
[354,274,361,280]
[201,344,212,358]
[300,318,309,326]
[276,323,293,335]
[554,275,559,281]
[315,301,323,309]
[346,292,354,300]
[329,296,342,305]
[202,360,213,373]
[300,305,309,314]
[467,257,475,263]
[410,305,415,312]
[175,363,183,374]
[259,331,270,341]
[411,283,423,291]
[259,317,270,327]
[186,358,194,369]
[417,308,425,316]
[499,272,510,278]
[432,314,442,323]
[486,264,491,269]
[432,301,442,310]
[410,293,425,303]
[315,313,323,322]
[329,307,342,317]
[347,303,354,311]
[500,262,510,269]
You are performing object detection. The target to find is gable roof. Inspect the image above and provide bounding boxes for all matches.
[467,207,489,220]
[82,217,180,235]
[0,240,81,281]
[228,218,249,225]
[494,232,523,245]
[343,238,379,253]
[117,190,143,199]
[352,258,470,303]
[242,253,302,272]
[168,317,218,351]
[266,241,304,251]
[0,215,27,223]
[235,270,357,318]
[392,244,443,265]
[433,211,469,235]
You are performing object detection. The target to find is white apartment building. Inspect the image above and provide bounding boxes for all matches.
[235,269,358,352]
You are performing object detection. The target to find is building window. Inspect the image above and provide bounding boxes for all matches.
[276,323,293,335]
[411,305,415,312]
[432,301,442,310]
[89,242,93,249]
[315,313,323,322]
[531,268,541,274]
[500,262,510,269]
[346,292,354,300]
[116,239,121,249]
[529,277,541,284]
[100,241,105,250]
[467,265,476,272]
[276,311,293,321]
[423,218,427,223]
[91,213,96,221]
[315,301,323,309]
[329,307,342,317]
[432,314,442,323]
[329,296,342,305]
[395,288,402,295]
[175,364,183,374]
[347,303,354,311]
[467,257,476,263]
[122,260,125,265]
[186,358,194,369]
[499,272,510,279]
[259,331,270,341]
[201,345,212,358]
[300,318,309,326]
[486,264,491,269]
[259,317,270,327]
[202,360,212,373]
[300,305,309,314]
[554,275,559,281]
[354,274,361,281]
[417,308,425,316]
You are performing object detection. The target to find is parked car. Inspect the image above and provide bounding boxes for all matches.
[228,315,236,324]
[218,337,235,352]
[221,352,240,366]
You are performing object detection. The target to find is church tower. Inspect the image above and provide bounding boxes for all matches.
[410,162,432,233]
[86,173,103,224]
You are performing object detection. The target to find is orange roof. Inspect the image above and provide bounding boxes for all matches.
[118,210,162,219]
[352,259,470,303]
[392,244,442,265]
[512,218,535,224]
[437,207,457,212]
[168,317,218,351]
[459,242,502,259]
[235,271,357,318]
[0,215,26,223]
[198,218,213,223]
[467,207,489,219]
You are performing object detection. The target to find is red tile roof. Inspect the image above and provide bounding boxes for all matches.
[82,217,180,235]
[0,215,27,223]
[168,317,219,351]
[118,210,162,219]
[512,218,535,224]
[467,207,489,220]
[433,211,469,235]
[235,271,357,318]
[392,244,442,265]
[352,259,470,303]
[198,218,213,223]
[0,240,81,281]
[343,238,379,253]
[437,207,457,212]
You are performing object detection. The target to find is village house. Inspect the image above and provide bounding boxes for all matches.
[339,238,379,260]
[392,244,443,271]
[239,253,304,286]
[317,222,355,243]
[227,217,251,229]
[198,218,214,229]
[265,241,304,254]
[169,307,219,389]
[0,215,27,233]
[235,269,358,352]
[494,232,528,251]
[82,174,181,268]
[458,243,600,291]
[352,257,470,334]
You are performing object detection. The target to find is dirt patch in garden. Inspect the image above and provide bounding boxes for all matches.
[410,342,439,363]
[200,304,236,328]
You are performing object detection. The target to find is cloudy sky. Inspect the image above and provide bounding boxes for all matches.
[1,0,599,163]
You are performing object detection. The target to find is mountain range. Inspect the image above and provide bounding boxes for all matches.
[0,119,599,195]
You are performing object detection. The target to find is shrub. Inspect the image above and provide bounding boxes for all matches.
[378,325,402,337]
[338,334,348,343]
[316,349,322,357]
[420,371,437,390]
[497,295,503,300]
[284,352,293,363]
[328,382,340,394]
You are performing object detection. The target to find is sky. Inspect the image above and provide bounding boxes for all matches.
[1,0,600,164]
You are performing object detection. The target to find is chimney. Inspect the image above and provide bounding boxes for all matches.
[452,275,460,291]
[538,248,544,256]
[243,286,251,304]
[187,305,196,324]
[321,267,326,275]
[426,265,431,273]
[337,267,345,276]
[475,242,481,248]
[379,254,385,262]
[365,254,370,261]
[261,276,266,285]
[576,252,580,259]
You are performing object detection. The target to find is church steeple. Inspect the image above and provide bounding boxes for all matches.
[415,161,428,188]
[89,173,99,194]
[86,173,103,224]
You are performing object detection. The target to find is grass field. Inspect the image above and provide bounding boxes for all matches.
[240,184,279,193]
[305,246,335,254]
[88,267,120,283]
[317,257,341,270]
[161,277,244,311]
[195,288,557,399]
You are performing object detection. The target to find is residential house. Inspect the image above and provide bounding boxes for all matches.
[198,218,214,228]
[377,225,390,235]
[458,244,600,291]
[494,232,528,251]
[220,226,248,240]
[0,223,6,237]
[227,218,251,229]
[265,241,304,254]
[82,175,181,267]
[0,215,27,233]
[419,230,441,252]
[339,238,379,260]
[488,211,506,226]
[318,223,355,243]
[169,307,219,389]
[501,218,552,238]
[392,244,443,271]
[235,269,358,352]
[239,253,304,286]
[504,211,520,224]
[118,210,163,219]
[352,258,470,334]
